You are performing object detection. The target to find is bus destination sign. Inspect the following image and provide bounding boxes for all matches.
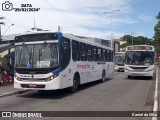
[127,46,153,51]
[115,52,124,56]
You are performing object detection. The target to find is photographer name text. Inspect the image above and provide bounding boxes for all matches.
[132,112,157,117]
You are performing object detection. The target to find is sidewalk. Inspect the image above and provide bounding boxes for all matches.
[158,66,160,115]
[0,83,30,97]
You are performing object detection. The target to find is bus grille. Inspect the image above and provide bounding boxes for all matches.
[129,66,148,72]
[129,66,148,69]
[117,64,124,66]
[21,78,48,82]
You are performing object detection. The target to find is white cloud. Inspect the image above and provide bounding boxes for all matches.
[0,0,135,39]
[139,14,154,21]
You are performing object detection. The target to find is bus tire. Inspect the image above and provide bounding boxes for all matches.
[101,71,106,83]
[70,75,80,93]
[128,75,131,79]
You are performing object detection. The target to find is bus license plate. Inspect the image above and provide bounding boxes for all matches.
[28,84,37,88]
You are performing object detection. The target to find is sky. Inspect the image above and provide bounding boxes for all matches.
[0,0,159,40]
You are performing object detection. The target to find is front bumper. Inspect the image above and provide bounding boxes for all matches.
[14,76,62,90]
[125,70,153,77]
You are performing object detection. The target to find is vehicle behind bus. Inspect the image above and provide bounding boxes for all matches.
[114,52,125,72]
[124,45,156,79]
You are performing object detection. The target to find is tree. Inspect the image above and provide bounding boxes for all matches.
[153,12,160,55]
[156,12,160,21]
[120,35,153,49]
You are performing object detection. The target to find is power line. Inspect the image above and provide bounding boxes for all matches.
[66,0,146,30]
[129,0,147,9]
[43,0,80,26]
[62,0,147,38]
[1,0,147,39]
[48,0,145,30]
[2,23,14,36]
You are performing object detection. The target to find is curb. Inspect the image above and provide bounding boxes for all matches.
[152,67,159,120]
[0,90,32,98]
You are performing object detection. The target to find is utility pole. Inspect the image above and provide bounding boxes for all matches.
[131,32,134,45]
[103,7,120,49]
[2,23,14,37]
[58,26,61,32]
[131,32,137,45]
[0,17,5,41]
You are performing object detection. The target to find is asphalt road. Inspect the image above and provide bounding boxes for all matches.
[0,71,154,120]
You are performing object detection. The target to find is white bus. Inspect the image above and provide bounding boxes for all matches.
[14,31,114,92]
[125,45,156,79]
[114,52,125,72]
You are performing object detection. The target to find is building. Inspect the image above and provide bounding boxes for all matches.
[113,38,127,52]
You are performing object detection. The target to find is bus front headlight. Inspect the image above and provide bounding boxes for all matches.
[48,73,59,81]
[15,75,21,81]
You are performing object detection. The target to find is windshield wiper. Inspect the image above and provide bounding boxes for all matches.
[18,48,22,66]
[38,44,47,61]
[26,48,33,67]
[38,49,42,61]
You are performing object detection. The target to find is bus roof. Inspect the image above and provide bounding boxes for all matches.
[63,33,112,50]
[15,31,113,51]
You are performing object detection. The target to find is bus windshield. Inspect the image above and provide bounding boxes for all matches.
[125,51,154,65]
[115,56,125,65]
[15,43,59,68]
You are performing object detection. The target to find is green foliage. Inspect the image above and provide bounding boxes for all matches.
[156,12,160,20]
[120,35,153,49]
[153,23,160,41]
[120,12,160,54]
[153,12,160,54]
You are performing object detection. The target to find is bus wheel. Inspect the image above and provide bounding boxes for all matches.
[101,71,106,83]
[70,75,80,93]
[128,75,131,79]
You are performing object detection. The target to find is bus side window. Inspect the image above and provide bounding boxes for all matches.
[109,50,112,62]
[72,40,80,61]
[102,49,106,61]
[97,48,102,61]
[92,46,97,61]
[80,43,87,61]
[105,50,109,62]
[87,44,92,61]
[61,37,71,69]
[110,51,113,62]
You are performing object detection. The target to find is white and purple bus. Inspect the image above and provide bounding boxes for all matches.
[14,31,114,92]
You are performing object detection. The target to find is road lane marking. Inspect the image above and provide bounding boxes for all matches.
[152,67,159,120]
